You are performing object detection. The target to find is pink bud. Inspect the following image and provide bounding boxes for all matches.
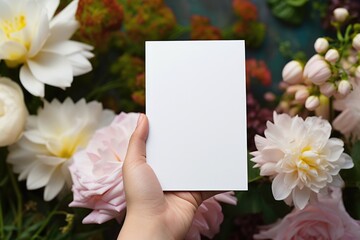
[353,34,360,51]
[282,60,303,84]
[355,66,360,78]
[314,38,329,53]
[264,92,276,102]
[307,60,332,85]
[333,8,349,22]
[305,96,320,111]
[338,80,352,95]
[295,88,310,102]
[319,82,336,97]
[325,49,339,63]
[303,54,323,79]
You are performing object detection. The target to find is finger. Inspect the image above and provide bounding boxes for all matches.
[124,113,149,168]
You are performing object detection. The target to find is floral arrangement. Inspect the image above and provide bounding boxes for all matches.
[3,0,360,239]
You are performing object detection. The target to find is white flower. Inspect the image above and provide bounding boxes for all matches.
[353,34,360,51]
[314,38,329,54]
[0,77,27,146]
[282,60,303,84]
[333,8,349,22]
[7,98,115,201]
[0,0,93,97]
[333,80,360,140]
[251,112,353,209]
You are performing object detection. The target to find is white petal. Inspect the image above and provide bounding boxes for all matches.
[50,0,78,27]
[19,64,45,97]
[67,52,92,76]
[272,174,292,200]
[0,41,27,60]
[27,52,73,88]
[293,187,311,209]
[23,130,46,144]
[26,162,55,190]
[44,170,65,201]
[46,21,79,45]
[340,153,354,169]
[28,9,50,57]
[0,0,13,20]
[38,0,60,19]
[37,155,66,166]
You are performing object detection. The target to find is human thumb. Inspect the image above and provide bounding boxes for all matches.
[124,113,149,168]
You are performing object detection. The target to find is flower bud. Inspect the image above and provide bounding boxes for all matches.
[333,8,349,22]
[307,59,332,85]
[264,92,276,102]
[319,82,336,97]
[305,96,320,111]
[282,60,303,84]
[314,38,329,54]
[325,49,339,63]
[0,77,28,146]
[355,66,360,78]
[338,80,352,96]
[303,54,322,79]
[352,34,360,51]
[295,88,310,102]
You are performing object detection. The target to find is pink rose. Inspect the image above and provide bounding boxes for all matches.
[69,112,139,224]
[185,192,237,240]
[254,188,360,240]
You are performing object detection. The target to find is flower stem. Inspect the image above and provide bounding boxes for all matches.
[0,198,4,239]
[30,207,67,240]
[7,164,22,233]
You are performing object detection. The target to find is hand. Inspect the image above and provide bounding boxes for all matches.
[117,114,215,240]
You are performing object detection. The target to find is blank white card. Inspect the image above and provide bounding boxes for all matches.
[146,40,247,191]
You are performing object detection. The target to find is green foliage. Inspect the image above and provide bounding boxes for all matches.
[267,0,309,25]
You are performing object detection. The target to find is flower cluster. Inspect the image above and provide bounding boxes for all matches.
[250,7,360,239]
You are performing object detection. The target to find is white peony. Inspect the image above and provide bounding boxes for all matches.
[251,112,353,209]
[0,0,93,97]
[0,77,27,146]
[7,98,115,201]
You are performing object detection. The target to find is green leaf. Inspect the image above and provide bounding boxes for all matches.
[286,0,308,7]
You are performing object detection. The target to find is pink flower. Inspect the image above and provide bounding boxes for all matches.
[69,112,139,224]
[185,192,237,240]
[254,187,360,240]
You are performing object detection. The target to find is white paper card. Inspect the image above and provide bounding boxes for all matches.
[146,40,247,190]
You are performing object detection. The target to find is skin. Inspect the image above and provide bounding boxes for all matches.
[117,114,215,240]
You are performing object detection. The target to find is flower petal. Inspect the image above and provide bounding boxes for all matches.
[0,41,27,60]
[19,64,45,97]
[293,187,311,209]
[27,52,73,88]
[272,174,292,200]
[50,0,78,27]
[38,0,60,19]
[26,162,55,190]
[44,170,65,201]
[28,8,50,57]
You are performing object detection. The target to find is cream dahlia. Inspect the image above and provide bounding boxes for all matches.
[0,0,93,97]
[7,98,114,201]
[251,112,353,209]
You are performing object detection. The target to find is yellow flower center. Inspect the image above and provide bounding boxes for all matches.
[297,146,321,181]
[0,15,27,39]
[53,134,89,159]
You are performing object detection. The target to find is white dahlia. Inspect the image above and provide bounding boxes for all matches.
[7,98,115,201]
[0,0,93,97]
[251,112,353,209]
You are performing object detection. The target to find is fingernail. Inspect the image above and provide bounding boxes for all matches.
[137,113,144,126]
